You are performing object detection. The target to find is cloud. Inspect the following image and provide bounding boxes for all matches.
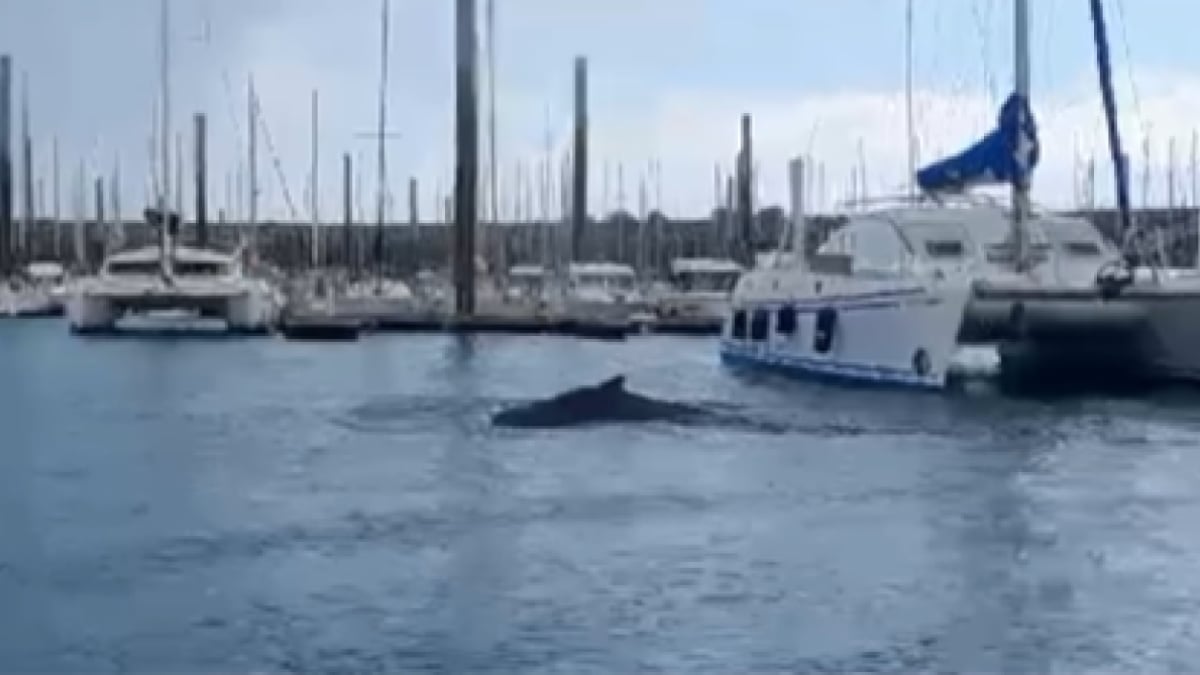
[5,0,1200,223]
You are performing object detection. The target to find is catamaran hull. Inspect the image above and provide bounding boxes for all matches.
[720,286,971,389]
[962,284,1200,387]
[68,287,279,335]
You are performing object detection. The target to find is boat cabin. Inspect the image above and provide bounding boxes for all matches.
[668,258,743,294]
[568,261,638,290]
[102,246,238,278]
[810,203,1118,285]
[25,261,66,284]
[506,264,548,298]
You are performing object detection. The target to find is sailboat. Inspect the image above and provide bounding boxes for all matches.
[67,0,279,335]
[720,0,1200,389]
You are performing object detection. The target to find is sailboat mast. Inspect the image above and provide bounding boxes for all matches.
[158,0,173,276]
[905,0,915,198]
[375,0,390,285]
[1088,0,1133,254]
[310,89,320,269]
[1011,0,1031,272]
[486,0,498,268]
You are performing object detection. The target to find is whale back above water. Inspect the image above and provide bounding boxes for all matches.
[491,375,706,428]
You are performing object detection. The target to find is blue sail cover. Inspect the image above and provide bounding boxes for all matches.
[916,92,1040,193]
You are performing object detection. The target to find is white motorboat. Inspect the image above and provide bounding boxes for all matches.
[334,276,417,317]
[563,261,652,323]
[655,257,743,322]
[0,262,69,317]
[722,184,1139,388]
[722,0,1200,390]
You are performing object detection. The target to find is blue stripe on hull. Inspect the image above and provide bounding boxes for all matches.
[720,344,944,391]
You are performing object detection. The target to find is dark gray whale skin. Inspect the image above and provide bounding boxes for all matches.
[491,376,709,428]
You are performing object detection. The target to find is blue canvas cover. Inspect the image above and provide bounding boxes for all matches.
[916,92,1040,193]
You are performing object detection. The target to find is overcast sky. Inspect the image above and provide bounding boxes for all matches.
[2,0,1200,220]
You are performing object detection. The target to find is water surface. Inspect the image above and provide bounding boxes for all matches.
[2,320,1199,673]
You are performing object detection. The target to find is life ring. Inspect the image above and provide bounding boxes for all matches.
[913,348,931,376]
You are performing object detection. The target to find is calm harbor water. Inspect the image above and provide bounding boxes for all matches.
[2,319,1200,673]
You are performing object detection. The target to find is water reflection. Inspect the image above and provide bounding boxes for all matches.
[930,410,1085,673]
[437,335,518,669]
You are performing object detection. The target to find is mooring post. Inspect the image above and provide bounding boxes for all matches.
[572,56,588,263]
[736,113,754,267]
[20,73,32,264]
[94,177,105,232]
[454,0,479,317]
[0,55,13,275]
[194,113,208,247]
[342,152,353,273]
[408,176,419,273]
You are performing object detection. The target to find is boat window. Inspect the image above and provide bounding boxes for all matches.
[849,223,907,272]
[1061,241,1102,257]
[985,242,1052,264]
[750,310,770,341]
[175,261,228,276]
[776,306,797,335]
[107,261,162,275]
[731,310,747,340]
[676,271,740,293]
[924,240,965,258]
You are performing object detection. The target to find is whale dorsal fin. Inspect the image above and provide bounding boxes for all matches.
[598,375,625,392]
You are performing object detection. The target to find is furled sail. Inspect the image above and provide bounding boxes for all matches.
[916,92,1040,193]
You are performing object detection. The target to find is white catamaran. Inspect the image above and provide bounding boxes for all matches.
[67,0,279,335]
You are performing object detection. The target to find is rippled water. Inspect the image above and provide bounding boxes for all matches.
[2,320,1200,673]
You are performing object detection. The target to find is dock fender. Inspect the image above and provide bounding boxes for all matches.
[913,348,932,376]
[813,306,838,354]
[1096,260,1134,300]
[1008,301,1028,340]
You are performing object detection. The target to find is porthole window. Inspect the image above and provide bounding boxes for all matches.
[731,310,747,340]
[750,310,770,342]
[776,306,797,335]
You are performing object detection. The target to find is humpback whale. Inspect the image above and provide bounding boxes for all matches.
[491,376,709,428]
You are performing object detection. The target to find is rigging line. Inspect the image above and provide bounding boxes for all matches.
[970,0,996,108]
[1112,0,1145,130]
[254,108,300,220]
[1040,0,1058,98]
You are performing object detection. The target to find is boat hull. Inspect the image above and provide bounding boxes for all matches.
[720,285,971,390]
[68,283,279,335]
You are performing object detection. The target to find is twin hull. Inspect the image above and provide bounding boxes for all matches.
[68,281,279,334]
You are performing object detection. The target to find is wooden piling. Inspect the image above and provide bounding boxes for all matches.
[736,113,754,267]
[94,177,105,230]
[571,56,588,262]
[343,152,353,272]
[0,55,12,274]
[454,0,479,316]
[194,113,208,247]
[408,177,418,225]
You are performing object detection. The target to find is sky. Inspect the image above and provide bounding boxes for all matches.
[3,0,1200,221]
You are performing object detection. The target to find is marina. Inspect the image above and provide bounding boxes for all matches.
[7,0,1200,671]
